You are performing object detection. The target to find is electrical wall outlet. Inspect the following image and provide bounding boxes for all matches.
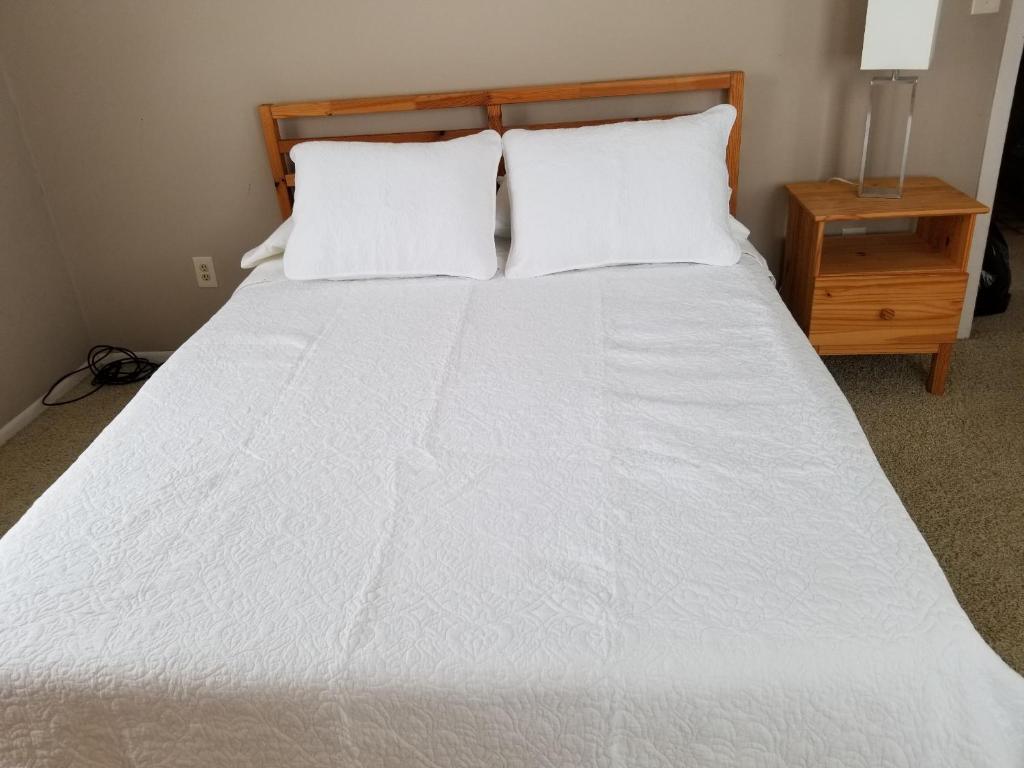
[971,0,1000,14]
[841,226,868,236]
[192,256,218,288]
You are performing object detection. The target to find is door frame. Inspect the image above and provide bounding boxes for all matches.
[960,0,1024,336]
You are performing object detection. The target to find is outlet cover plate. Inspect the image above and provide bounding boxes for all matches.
[971,0,1000,14]
[192,256,218,288]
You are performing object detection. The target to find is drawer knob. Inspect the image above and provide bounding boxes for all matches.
[879,307,896,320]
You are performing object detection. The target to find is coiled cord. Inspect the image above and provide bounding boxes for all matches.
[42,345,161,406]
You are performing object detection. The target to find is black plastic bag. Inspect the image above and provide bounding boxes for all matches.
[975,224,1012,316]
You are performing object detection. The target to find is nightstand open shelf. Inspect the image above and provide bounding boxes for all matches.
[782,177,988,395]
[820,231,961,276]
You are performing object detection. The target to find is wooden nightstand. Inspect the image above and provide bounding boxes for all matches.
[781,177,988,395]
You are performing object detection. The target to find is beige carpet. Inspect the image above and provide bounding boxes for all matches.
[0,381,144,536]
[1,253,1021,675]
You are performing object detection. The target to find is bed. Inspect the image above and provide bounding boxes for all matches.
[2,73,1023,768]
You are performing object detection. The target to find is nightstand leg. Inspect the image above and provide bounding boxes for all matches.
[927,343,953,395]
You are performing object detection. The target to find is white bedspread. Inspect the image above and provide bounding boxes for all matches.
[2,249,1022,767]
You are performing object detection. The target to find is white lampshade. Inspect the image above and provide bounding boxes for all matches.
[861,0,943,71]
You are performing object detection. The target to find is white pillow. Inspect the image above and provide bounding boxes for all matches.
[241,217,294,268]
[495,176,751,245]
[502,105,740,278]
[242,125,750,271]
[243,184,510,270]
[285,130,502,281]
[242,209,751,268]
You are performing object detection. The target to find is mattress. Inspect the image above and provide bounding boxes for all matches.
[2,245,1022,767]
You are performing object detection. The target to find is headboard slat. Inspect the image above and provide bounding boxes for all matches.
[261,71,744,218]
[277,128,483,153]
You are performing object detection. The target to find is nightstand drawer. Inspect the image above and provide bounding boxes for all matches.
[809,272,967,348]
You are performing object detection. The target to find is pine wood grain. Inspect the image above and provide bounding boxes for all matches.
[916,212,977,271]
[267,73,735,118]
[258,104,291,219]
[820,232,960,276]
[810,273,967,348]
[927,343,954,395]
[785,177,988,222]
[726,71,744,215]
[780,200,824,332]
[782,177,987,394]
[277,128,484,153]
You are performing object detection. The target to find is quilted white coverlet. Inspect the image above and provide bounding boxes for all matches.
[2,251,1023,767]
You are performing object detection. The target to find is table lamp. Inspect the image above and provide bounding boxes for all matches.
[858,0,943,198]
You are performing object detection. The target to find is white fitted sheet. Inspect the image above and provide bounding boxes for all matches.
[2,249,1022,767]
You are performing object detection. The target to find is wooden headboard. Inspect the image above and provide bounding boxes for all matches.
[259,71,744,220]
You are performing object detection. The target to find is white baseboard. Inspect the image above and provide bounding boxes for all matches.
[0,349,175,449]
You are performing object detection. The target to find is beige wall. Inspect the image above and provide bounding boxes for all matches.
[0,62,88,426]
[0,0,1010,350]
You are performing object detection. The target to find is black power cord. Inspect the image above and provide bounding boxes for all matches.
[42,345,161,406]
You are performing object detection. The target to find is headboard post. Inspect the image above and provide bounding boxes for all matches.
[258,105,292,218]
[486,105,504,133]
[260,71,744,220]
[726,71,744,215]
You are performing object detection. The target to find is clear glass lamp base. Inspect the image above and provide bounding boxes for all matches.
[858,70,917,200]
